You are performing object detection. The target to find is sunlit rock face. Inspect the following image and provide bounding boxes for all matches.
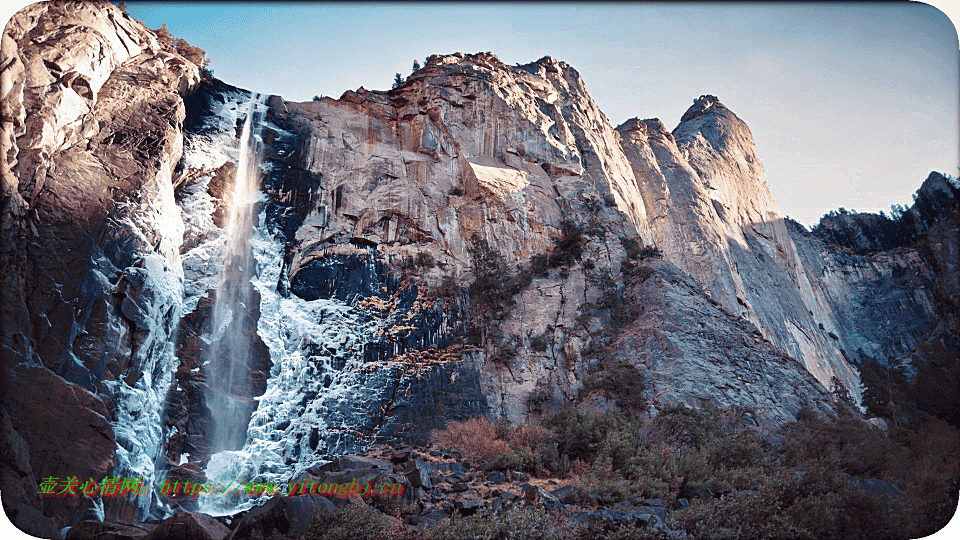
[4,2,954,529]
[617,97,860,402]
[1,0,200,528]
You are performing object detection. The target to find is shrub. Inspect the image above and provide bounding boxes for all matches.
[415,252,436,268]
[490,342,518,366]
[431,417,511,463]
[153,23,208,69]
[529,330,550,352]
[636,246,663,260]
[620,237,642,260]
[425,506,582,540]
[448,186,464,196]
[530,253,551,277]
[548,220,584,268]
[466,234,515,340]
[307,502,392,540]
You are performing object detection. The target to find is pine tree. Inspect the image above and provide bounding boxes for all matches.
[412,59,421,72]
[392,73,403,89]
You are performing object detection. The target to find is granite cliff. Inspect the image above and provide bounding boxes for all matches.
[1,1,956,535]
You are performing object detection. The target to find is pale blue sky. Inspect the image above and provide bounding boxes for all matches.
[12,2,960,225]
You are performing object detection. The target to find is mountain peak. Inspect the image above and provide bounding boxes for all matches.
[679,94,729,123]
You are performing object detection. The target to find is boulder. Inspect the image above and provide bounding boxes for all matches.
[225,494,336,539]
[149,511,229,540]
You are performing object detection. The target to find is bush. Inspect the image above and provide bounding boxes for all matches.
[307,502,393,540]
[549,220,584,268]
[579,360,646,414]
[415,252,436,268]
[636,246,663,260]
[153,23,208,68]
[448,186,464,196]
[529,330,550,352]
[431,417,511,463]
[466,234,515,339]
[530,253,551,277]
[425,506,581,540]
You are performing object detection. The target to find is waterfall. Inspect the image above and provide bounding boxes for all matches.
[205,93,266,454]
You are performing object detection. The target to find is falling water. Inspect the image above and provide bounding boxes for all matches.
[205,93,266,454]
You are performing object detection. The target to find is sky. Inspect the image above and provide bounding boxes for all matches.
[5,1,959,226]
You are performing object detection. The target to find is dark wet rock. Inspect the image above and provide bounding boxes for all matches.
[635,504,667,523]
[487,471,506,484]
[66,521,156,540]
[319,455,394,473]
[539,488,562,511]
[568,507,662,529]
[432,461,467,474]
[226,494,336,540]
[391,445,413,464]
[692,487,714,501]
[149,511,230,540]
[550,485,578,504]
[454,498,484,516]
[403,459,436,489]
[419,508,447,527]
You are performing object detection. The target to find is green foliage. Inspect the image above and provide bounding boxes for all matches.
[154,23,207,68]
[489,446,536,472]
[430,399,960,540]
[412,59,421,72]
[621,237,642,260]
[448,186,464,196]
[490,342,518,367]
[392,73,404,89]
[528,377,557,416]
[438,275,459,302]
[425,506,581,540]
[579,360,646,414]
[466,234,515,341]
[305,503,392,540]
[530,253,551,277]
[415,252,436,268]
[529,330,550,352]
[636,246,663,259]
[549,220,584,268]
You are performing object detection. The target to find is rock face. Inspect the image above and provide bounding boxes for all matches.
[2,0,200,529]
[617,97,859,402]
[2,2,955,533]
[791,172,959,421]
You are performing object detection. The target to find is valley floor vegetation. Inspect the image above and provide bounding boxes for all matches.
[252,400,959,540]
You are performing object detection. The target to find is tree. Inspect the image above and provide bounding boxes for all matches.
[412,59,421,72]
[392,73,403,89]
[466,234,514,344]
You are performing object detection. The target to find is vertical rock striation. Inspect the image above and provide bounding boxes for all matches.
[4,5,953,528]
[618,96,860,402]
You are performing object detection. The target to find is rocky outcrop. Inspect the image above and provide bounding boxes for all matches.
[1,0,201,529]
[617,97,861,402]
[790,172,959,421]
[5,3,954,533]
